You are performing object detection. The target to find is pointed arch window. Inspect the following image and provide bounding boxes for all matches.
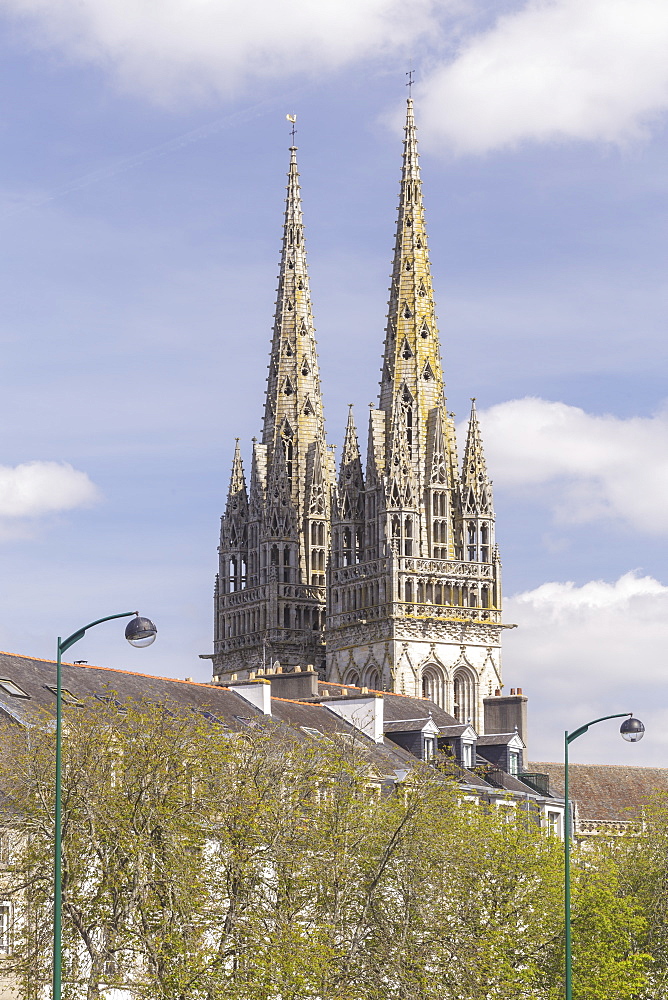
[403,302,413,319]
[467,521,477,561]
[481,522,489,562]
[400,339,413,360]
[366,668,381,691]
[422,665,446,708]
[453,670,475,725]
[418,279,427,297]
[283,377,294,396]
[301,358,310,376]
[422,361,434,381]
[303,396,315,415]
[404,516,413,557]
[420,320,430,339]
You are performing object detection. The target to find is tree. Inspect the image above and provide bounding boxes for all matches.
[0,701,654,999]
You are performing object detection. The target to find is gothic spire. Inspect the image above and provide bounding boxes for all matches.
[225,440,248,513]
[262,145,327,484]
[337,406,365,519]
[379,99,446,431]
[461,398,493,514]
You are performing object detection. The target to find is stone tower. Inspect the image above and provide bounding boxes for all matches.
[211,144,334,683]
[326,100,503,728]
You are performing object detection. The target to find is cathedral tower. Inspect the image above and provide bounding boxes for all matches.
[326,100,503,727]
[212,144,334,682]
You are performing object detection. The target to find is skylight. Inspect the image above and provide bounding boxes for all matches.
[0,679,29,699]
[45,686,82,707]
[95,694,127,714]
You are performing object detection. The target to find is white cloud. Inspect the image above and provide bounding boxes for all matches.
[0,460,98,519]
[419,0,668,154]
[472,397,668,534]
[505,572,668,763]
[0,0,447,102]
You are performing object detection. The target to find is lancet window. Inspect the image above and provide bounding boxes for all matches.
[453,670,474,725]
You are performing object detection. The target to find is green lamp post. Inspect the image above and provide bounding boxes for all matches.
[564,712,644,999]
[52,612,157,1000]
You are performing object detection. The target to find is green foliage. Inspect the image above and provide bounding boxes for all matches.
[0,701,654,999]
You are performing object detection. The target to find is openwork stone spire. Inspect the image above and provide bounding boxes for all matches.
[262,145,327,521]
[225,440,248,515]
[461,398,494,516]
[326,98,503,724]
[213,141,332,683]
[337,406,364,519]
[379,99,446,451]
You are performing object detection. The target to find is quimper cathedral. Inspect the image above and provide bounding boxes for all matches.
[209,100,505,733]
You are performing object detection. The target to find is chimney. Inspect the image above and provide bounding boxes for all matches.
[324,695,384,744]
[483,690,529,757]
[228,679,271,715]
[253,667,318,700]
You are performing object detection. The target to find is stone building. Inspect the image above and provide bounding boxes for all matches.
[211,144,335,679]
[211,100,506,730]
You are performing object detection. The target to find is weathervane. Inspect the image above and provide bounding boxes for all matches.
[286,113,297,144]
[406,68,414,97]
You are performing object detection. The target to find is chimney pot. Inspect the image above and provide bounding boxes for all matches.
[294,665,301,672]
[494,689,501,697]
[510,688,516,696]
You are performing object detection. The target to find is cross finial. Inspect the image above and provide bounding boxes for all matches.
[286,113,297,145]
[406,68,414,97]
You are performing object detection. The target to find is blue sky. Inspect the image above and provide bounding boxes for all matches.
[0,0,667,763]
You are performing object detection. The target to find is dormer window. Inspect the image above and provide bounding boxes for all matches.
[423,736,437,760]
[509,751,519,776]
[462,742,474,769]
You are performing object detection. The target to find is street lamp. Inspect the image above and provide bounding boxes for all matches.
[564,712,644,1000]
[53,612,157,1000]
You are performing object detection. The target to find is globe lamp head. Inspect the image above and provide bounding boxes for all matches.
[620,717,645,743]
[125,615,157,648]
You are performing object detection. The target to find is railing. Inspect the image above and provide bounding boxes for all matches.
[330,559,389,584]
[330,556,496,584]
[328,602,502,629]
[216,627,325,654]
[220,583,325,608]
[397,556,496,580]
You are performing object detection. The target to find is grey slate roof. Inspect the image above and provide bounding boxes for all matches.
[477,733,523,746]
[530,761,668,823]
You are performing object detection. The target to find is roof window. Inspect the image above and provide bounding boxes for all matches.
[0,679,29,699]
[95,694,127,714]
[45,686,82,707]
